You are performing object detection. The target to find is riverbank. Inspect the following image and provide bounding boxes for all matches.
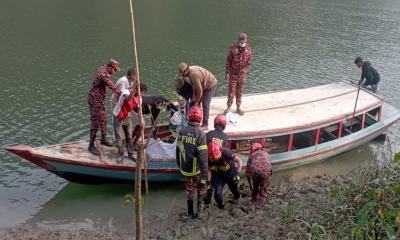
[2,153,400,240]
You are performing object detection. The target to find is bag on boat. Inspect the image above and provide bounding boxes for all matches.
[146,138,176,161]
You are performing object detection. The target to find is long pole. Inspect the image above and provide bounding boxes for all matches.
[349,83,362,133]
[128,0,144,239]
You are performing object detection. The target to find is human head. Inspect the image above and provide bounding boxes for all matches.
[107,58,121,74]
[354,57,363,68]
[188,106,203,123]
[214,114,227,130]
[250,142,263,154]
[238,33,248,48]
[208,141,222,161]
[127,68,136,82]
[135,83,147,96]
[175,76,185,89]
[178,62,190,77]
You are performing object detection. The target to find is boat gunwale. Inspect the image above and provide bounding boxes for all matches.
[226,100,384,139]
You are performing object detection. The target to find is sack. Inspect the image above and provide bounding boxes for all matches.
[146,139,176,161]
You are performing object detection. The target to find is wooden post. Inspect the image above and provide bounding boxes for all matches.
[128,0,144,239]
[361,113,366,129]
[338,121,343,138]
[288,134,294,152]
[314,128,320,145]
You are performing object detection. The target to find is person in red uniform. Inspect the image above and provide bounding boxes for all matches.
[176,106,208,218]
[87,59,121,156]
[246,143,272,208]
[224,33,252,116]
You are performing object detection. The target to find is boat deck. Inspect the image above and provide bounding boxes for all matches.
[208,82,383,136]
[34,140,138,167]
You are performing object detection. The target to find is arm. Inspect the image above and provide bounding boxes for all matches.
[103,74,118,94]
[234,154,243,174]
[190,75,203,106]
[362,67,374,85]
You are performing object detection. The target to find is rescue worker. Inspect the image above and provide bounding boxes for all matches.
[175,63,218,130]
[207,141,242,209]
[87,59,121,156]
[204,114,228,205]
[246,142,272,208]
[354,57,380,93]
[176,106,208,218]
[224,33,252,116]
[113,83,146,163]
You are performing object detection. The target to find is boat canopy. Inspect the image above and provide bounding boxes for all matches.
[208,82,383,137]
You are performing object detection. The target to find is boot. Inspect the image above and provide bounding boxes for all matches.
[88,143,100,156]
[101,134,114,147]
[223,106,231,115]
[88,130,100,156]
[236,107,244,116]
[187,200,197,219]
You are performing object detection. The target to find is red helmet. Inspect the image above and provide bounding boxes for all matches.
[188,106,203,123]
[208,141,222,161]
[251,142,263,154]
[214,114,227,129]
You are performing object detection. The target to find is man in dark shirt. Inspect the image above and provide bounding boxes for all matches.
[354,57,380,93]
[204,114,228,205]
[207,141,242,209]
[176,106,208,218]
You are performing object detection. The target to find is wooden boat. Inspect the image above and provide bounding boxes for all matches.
[6,82,400,183]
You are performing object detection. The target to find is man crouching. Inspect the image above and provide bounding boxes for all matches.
[246,143,272,208]
[176,106,208,218]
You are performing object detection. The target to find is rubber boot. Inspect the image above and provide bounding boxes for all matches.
[236,107,244,116]
[101,133,113,147]
[88,130,100,156]
[187,200,196,219]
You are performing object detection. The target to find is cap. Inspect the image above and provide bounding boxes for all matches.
[238,33,247,42]
[108,58,121,71]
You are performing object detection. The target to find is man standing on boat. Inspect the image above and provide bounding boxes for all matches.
[176,106,208,218]
[246,143,272,208]
[354,57,380,93]
[87,59,121,156]
[176,63,218,130]
[113,83,146,163]
[224,33,252,116]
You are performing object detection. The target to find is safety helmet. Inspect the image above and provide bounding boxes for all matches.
[251,142,263,154]
[208,141,222,161]
[214,114,227,129]
[188,106,202,123]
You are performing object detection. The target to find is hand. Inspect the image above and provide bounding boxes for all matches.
[200,178,207,186]
[233,175,240,185]
[225,73,229,81]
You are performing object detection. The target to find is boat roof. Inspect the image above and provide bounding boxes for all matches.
[208,82,383,137]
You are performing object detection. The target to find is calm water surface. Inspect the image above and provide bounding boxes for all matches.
[1,0,400,232]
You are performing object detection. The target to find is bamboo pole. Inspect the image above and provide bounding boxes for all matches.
[349,83,362,133]
[128,0,144,239]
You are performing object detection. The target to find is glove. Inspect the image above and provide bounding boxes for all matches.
[233,175,240,185]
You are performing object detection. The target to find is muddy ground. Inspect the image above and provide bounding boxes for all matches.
[1,174,352,240]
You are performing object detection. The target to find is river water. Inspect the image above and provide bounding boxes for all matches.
[1,0,400,232]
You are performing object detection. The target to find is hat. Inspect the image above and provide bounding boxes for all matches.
[238,33,247,42]
[108,58,121,71]
[178,62,188,73]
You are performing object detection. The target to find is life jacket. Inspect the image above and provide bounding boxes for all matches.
[114,89,139,121]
